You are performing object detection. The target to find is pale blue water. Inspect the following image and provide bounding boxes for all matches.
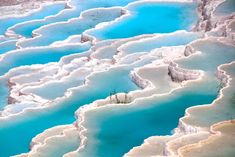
[25,78,84,100]
[88,2,197,40]
[0,37,14,43]
[123,32,201,54]
[0,37,6,43]
[214,0,235,16]
[178,40,235,72]
[0,67,139,157]
[0,40,17,54]
[12,0,135,38]
[19,9,122,47]
[0,44,90,76]
[0,3,66,35]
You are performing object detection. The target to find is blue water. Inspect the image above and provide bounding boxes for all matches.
[88,2,197,40]
[0,67,139,157]
[12,0,135,38]
[0,44,90,76]
[80,81,218,157]
[0,40,17,55]
[0,3,66,35]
